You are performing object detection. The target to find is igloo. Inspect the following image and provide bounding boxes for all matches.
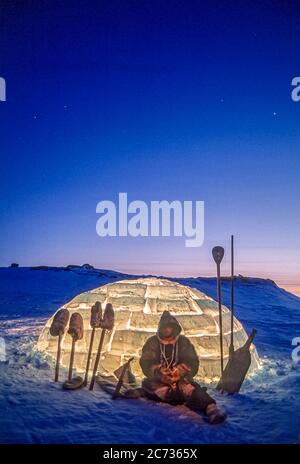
[37,278,260,382]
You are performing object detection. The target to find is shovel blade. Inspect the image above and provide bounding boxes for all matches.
[212,246,225,265]
[217,329,257,394]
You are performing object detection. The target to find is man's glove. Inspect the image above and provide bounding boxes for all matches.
[170,363,191,382]
[153,363,191,386]
[158,366,174,385]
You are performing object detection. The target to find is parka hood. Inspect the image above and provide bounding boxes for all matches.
[157,310,182,342]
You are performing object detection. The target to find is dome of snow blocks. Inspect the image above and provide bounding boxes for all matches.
[37,278,260,382]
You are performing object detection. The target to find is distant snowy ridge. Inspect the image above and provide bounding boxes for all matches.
[0,263,291,290]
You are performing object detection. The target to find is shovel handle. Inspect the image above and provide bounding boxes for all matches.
[84,327,96,386]
[89,328,106,391]
[68,338,76,382]
[212,246,225,378]
[54,332,63,382]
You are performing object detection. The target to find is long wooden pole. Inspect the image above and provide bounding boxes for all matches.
[68,338,76,382]
[54,333,62,382]
[84,327,96,386]
[89,329,106,391]
[216,261,224,377]
[229,235,235,357]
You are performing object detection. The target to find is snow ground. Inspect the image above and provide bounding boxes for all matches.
[0,267,300,444]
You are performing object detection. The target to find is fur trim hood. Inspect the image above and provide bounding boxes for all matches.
[157,310,182,342]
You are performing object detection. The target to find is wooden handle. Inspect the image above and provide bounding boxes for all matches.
[89,328,106,390]
[68,338,76,382]
[54,332,63,382]
[84,327,96,386]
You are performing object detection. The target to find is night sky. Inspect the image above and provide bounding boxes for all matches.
[0,1,300,292]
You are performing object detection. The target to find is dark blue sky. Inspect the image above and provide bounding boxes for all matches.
[1,1,300,290]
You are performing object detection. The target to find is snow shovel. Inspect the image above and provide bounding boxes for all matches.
[212,246,225,377]
[83,302,102,386]
[63,312,84,390]
[217,328,257,394]
[89,303,115,391]
[50,308,70,382]
[112,357,134,399]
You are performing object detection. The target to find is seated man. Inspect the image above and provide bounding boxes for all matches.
[140,310,226,424]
